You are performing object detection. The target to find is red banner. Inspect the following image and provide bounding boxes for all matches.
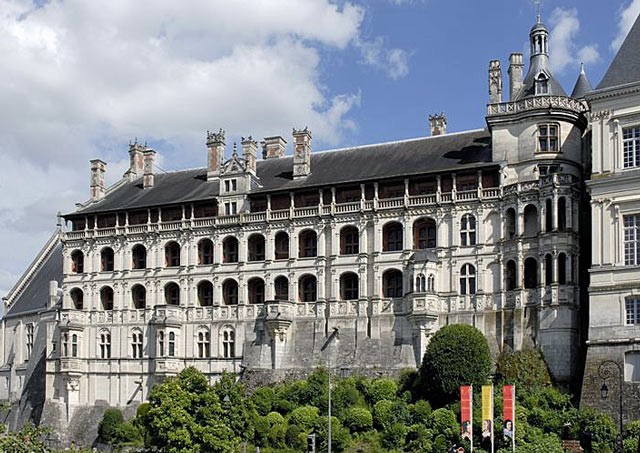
[502,385,515,447]
[460,385,472,441]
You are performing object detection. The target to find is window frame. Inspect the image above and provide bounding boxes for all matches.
[460,214,477,246]
[626,297,640,325]
[623,126,640,169]
[537,123,559,153]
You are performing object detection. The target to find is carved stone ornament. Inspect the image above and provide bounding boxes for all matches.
[589,110,611,122]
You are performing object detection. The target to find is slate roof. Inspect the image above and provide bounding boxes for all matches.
[515,56,567,100]
[5,233,62,318]
[72,129,495,216]
[597,14,640,90]
[571,66,593,99]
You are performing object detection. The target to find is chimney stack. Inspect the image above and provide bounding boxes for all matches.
[143,149,156,189]
[488,60,503,103]
[90,159,107,201]
[428,113,447,136]
[125,140,145,180]
[241,136,258,174]
[292,127,312,179]
[262,136,287,159]
[206,129,226,181]
[508,53,524,100]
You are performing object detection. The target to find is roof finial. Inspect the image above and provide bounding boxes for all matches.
[580,62,585,74]
[534,0,542,23]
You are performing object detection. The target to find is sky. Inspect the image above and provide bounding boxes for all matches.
[1,0,639,298]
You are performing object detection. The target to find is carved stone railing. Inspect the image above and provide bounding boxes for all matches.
[487,95,588,116]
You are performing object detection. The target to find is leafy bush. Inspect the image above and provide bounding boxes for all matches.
[251,387,275,416]
[495,348,552,388]
[409,399,432,425]
[332,378,361,418]
[364,378,398,406]
[419,324,491,406]
[381,422,407,450]
[288,405,319,430]
[313,416,352,452]
[372,400,394,431]
[98,408,125,444]
[112,421,143,447]
[427,408,458,444]
[342,407,373,433]
[405,424,433,452]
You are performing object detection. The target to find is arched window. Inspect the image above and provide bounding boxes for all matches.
[340,272,359,300]
[299,275,317,302]
[523,205,538,237]
[222,279,238,305]
[197,281,213,307]
[168,332,176,357]
[99,330,111,359]
[535,74,549,95]
[101,247,114,272]
[505,208,516,239]
[460,264,476,295]
[340,226,359,255]
[198,239,214,265]
[100,286,114,310]
[222,236,239,263]
[558,253,567,285]
[71,250,84,274]
[131,284,146,309]
[383,269,403,298]
[524,257,538,289]
[274,276,289,301]
[221,327,235,358]
[197,329,210,358]
[165,241,181,267]
[131,329,143,358]
[158,331,165,356]
[275,232,290,260]
[427,274,435,292]
[506,260,517,291]
[71,333,78,357]
[460,214,476,246]
[299,230,317,258]
[132,244,147,270]
[62,332,69,357]
[248,277,265,304]
[383,222,403,252]
[416,274,426,293]
[70,288,84,310]
[248,234,266,262]
[545,199,553,232]
[164,282,180,306]
[413,218,436,249]
[558,197,567,231]
[545,254,553,285]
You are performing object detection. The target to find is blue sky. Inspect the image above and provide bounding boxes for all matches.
[0,0,638,297]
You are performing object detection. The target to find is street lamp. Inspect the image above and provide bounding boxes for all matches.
[598,360,624,453]
[320,327,339,453]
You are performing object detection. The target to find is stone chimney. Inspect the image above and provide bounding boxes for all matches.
[206,129,225,181]
[143,149,156,189]
[262,136,287,159]
[241,136,258,174]
[124,140,145,181]
[488,60,503,103]
[428,113,447,136]
[292,127,312,179]
[90,159,107,201]
[508,53,524,100]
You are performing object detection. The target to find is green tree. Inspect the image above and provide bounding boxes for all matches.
[213,371,255,442]
[142,367,237,453]
[250,387,275,416]
[98,408,125,444]
[494,348,552,388]
[288,405,319,430]
[419,324,491,406]
[0,423,51,453]
[342,407,373,433]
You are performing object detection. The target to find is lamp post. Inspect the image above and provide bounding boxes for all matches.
[320,327,339,453]
[598,360,624,453]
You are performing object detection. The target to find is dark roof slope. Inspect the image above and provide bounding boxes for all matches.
[71,129,494,215]
[571,66,593,98]
[597,14,640,90]
[6,235,62,318]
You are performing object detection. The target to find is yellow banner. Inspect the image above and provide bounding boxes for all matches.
[482,385,493,423]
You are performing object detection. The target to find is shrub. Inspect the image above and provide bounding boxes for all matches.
[419,324,491,406]
[364,378,398,406]
[98,408,125,444]
[381,422,408,450]
[288,405,319,430]
[112,421,143,447]
[251,387,275,416]
[409,400,432,425]
[332,378,361,417]
[313,416,352,452]
[427,408,458,444]
[405,424,433,452]
[342,407,373,433]
[495,348,552,388]
[372,400,394,431]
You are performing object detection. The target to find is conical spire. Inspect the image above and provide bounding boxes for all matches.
[571,63,593,98]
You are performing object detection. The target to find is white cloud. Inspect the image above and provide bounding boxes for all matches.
[355,36,410,80]
[611,0,640,52]
[0,0,410,297]
[549,7,600,73]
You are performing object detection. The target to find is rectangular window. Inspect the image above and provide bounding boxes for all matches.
[624,215,640,265]
[225,202,237,215]
[626,298,640,325]
[538,124,559,152]
[623,127,640,168]
[25,324,34,361]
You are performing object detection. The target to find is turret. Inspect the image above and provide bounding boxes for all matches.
[570,63,593,99]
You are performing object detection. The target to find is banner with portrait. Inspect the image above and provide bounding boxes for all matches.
[482,385,493,452]
[502,385,515,451]
[460,385,473,443]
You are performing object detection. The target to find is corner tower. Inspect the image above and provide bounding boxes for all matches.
[484,15,589,384]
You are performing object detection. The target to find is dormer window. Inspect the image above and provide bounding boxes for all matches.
[224,179,237,193]
[538,124,559,152]
[224,202,237,215]
[535,74,549,95]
